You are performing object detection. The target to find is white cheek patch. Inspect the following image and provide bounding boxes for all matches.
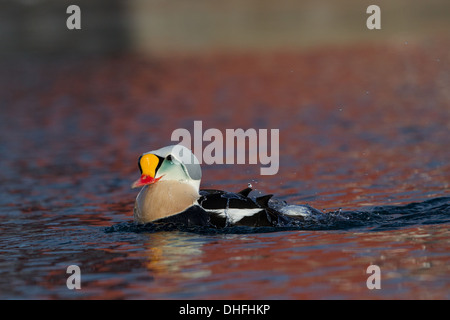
[208,208,263,224]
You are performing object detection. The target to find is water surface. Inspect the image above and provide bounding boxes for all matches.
[0,42,449,299]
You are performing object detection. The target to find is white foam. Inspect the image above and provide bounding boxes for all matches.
[279,205,313,217]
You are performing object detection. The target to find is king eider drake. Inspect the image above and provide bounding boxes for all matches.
[131,145,318,228]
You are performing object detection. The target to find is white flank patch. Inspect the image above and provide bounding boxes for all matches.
[208,208,263,224]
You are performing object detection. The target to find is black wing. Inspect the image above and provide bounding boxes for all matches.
[154,187,283,228]
[198,187,279,227]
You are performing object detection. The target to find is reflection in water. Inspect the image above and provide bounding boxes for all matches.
[143,232,211,280]
[131,225,450,299]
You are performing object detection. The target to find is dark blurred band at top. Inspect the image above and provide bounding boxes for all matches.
[1,0,449,57]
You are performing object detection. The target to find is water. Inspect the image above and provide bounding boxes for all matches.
[1,42,449,299]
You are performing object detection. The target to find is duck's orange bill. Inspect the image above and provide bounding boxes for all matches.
[131,174,163,189]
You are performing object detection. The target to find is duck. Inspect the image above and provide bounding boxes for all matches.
[131,145,318,228]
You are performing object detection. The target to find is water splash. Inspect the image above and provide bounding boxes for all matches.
[275,196,450,231]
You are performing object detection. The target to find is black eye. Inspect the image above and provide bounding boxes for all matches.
[166,154,173,161]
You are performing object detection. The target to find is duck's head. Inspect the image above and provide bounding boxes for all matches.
[131,145,202,192]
